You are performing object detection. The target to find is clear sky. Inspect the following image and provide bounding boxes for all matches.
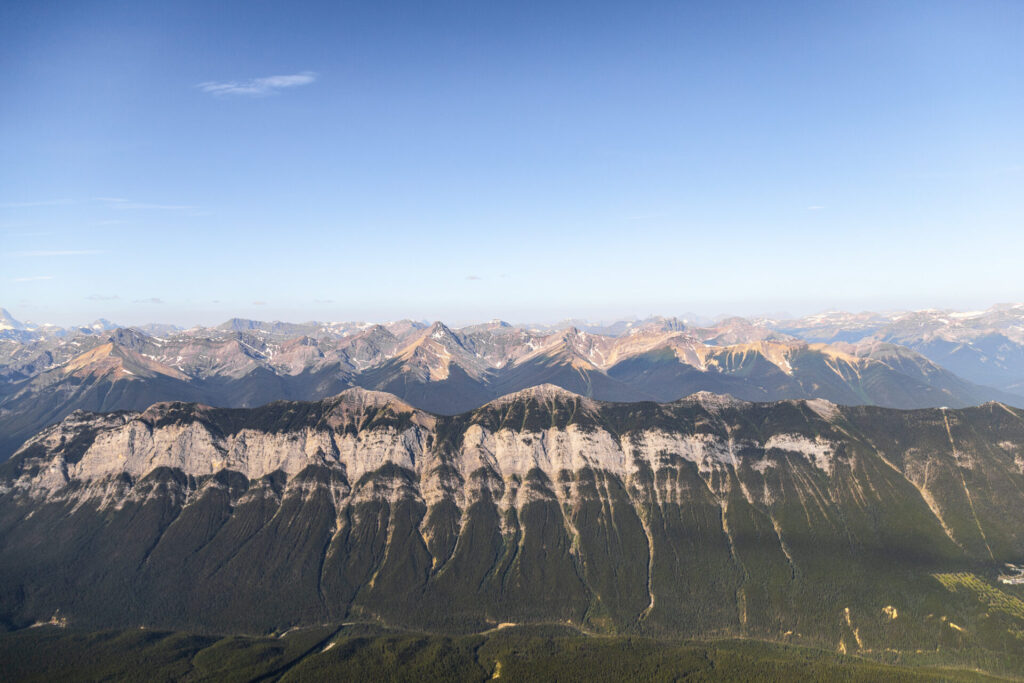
[2,1,1022,327]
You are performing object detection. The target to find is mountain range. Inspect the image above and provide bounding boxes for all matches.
[4,306,1024,460]
[5,303,1024,676]
[2,386,1023,675]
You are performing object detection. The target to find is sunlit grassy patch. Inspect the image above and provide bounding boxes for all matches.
[933,573,1024,621]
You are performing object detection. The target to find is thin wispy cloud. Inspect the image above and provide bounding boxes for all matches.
[252,301,268,306]
[807,205,825,211]
[197,72,317,97]
[14,249,104,257]
[133,297,164,304]
[12,275,53,282]
[466,275,482,281]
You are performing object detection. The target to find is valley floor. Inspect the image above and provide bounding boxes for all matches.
[0,623,1014,682]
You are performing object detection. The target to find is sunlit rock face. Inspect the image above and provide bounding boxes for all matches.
[2,387,1024,657]
[5,316,1022,464]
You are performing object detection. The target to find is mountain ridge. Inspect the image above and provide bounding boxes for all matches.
[3,320,1023,462]
[2,388,1024,674]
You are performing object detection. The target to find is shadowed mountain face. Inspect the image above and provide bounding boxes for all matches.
[2,387,1023,671]
[2,320,1021,461]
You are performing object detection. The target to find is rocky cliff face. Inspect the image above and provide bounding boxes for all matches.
[2,386,1023,660]
[5,315,1024,463]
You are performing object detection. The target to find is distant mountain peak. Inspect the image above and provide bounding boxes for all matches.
[61,341,189,382]
[392,322,484,381]
[426,320,459,340]
[105,327,152,350]
[0,308,26,332]
[632,315,688,334]
[88,318,120,332]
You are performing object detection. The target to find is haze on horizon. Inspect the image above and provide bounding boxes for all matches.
[2,1,1022,327]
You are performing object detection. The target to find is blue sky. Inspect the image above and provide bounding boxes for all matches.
[2,1,1022,326]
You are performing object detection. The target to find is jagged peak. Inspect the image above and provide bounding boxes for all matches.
[390,322,489,381]
[60,341,190,381]
[105,327,152,349]
[63,341,117,369]
[330,386,418,413]
[401,321,465,352]
[485,384,596,408]
[427,320,456,336]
